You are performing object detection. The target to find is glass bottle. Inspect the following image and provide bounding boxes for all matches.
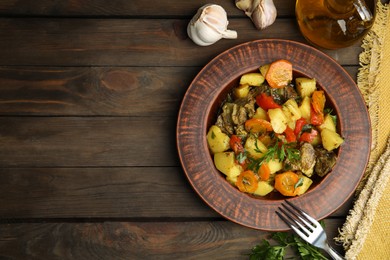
[295,0,375,49]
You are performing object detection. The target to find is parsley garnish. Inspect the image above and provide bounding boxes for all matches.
[249,230,328,260]
[248,141,301,173]
[294,177,304,190]
[236,152,247,164]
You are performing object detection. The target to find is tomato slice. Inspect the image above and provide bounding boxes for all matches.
[299,129,318,143]
[258,163,271,181]
[284,126,297,143]
[229,135,244,154]
[256,93,281,110]
[274,171,299,196]
[265,60,293,89]
[245,118,273,134]
[236,170,258,193]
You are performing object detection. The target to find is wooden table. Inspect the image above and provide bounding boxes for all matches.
[0,1,373,258]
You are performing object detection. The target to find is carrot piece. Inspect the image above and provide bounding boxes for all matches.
[265,60,293,89]
[311,90,326,114]
[236,170,258,193]
[274,171,300,196]
[244,118,273,134]
[258,163,271,181]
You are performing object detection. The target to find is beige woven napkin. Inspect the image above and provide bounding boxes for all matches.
[335,2,390,259]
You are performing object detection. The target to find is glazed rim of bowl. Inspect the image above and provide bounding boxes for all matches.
[176,39,371,231]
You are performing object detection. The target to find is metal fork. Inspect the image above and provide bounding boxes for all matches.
[276,200,345,260]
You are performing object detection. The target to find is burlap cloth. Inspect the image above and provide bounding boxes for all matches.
[335,1,390,259]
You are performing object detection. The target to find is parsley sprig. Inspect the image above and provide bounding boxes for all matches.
[249,231,328,260]
[247,141,301,173]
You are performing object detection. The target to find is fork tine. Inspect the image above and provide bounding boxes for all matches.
[275,210,308,238]
[285,200,320,228]
[282,202,314,231]
[277,205,311,237]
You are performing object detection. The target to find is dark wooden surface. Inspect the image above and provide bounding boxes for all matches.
[0,1,368,259]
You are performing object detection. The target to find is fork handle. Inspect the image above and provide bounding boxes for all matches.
[324,244,345,260]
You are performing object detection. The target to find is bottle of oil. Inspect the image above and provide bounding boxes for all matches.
[295,0,375,49]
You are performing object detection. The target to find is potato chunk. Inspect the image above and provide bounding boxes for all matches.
[299,96,311,121]
[295,175,313,195]
[252,107,268,120]
[214,152,243,184]
[245,135,267,159]
[283,99,302,125]
[233,84,250,99]
[207,125,230,154]
[239,73,265,86]
[268,108,288,134]
[321,128,344,151]
[253,181,274,196]
[318,114,337,132]
[296,77,316,97]
[259,64,270,77]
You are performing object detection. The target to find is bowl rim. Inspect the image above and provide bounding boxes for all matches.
[176,39,371,231]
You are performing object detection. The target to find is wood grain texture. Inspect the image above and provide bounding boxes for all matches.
[0,66,358,116]
[0,167,215,219]
[0,66,195,116]
[0,117,178,167]
[0,167,353,219]
[0,18,362,67]
[0,0,295,17]
[0,0,368,257]
[0,219,345,260]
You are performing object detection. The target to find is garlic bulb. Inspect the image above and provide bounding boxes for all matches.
[235,0,277,30]
[187,4,237,46]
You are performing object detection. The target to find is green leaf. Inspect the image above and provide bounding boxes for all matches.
[236,152,247,164]
[249,232,329,260]
[249,239,286,260]
[294,177,304,190]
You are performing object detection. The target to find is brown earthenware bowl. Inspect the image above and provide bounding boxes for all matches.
[176,39,371,231]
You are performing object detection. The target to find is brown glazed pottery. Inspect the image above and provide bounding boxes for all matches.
[176,39,371,231]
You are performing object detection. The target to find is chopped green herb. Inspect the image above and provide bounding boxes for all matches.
[301,124,313,133]
[236,152,247,164]
[247,141,301,173]
[249,239,285,260]
[211,131,216,139]
[294,177,304,190]
[329,114,337,127]
[248,231,329,260]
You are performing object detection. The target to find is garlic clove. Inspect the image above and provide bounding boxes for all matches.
[187,4,237,46]
[235,0,277,30]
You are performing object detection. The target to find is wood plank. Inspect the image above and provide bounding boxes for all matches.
[0,117,178,167]
[0,66,358,116]
[0,0,295,17]
[0,167,214,218]
[0,66,196,116]
[0,167,353,219]
[0,219,345,259]
[0,18,362,67]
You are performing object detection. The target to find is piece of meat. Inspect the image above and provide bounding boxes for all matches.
[300,142,316,177]
[315,147,337,177]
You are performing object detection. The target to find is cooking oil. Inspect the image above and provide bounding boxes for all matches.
[295,0,375,49]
